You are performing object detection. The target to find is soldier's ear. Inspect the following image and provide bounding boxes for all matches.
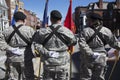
[23,19,26,23]
[97,21,101,25]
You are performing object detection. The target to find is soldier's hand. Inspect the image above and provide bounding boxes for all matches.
[49,51,59,58]
[114,50,119,56]
[114,49,119,60]
[92,52,100,59]
[10,47,22,55]
[0,47,6,51]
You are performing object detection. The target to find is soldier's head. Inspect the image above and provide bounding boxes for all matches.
[14,11,27,23]
[86,12,103,27]
[36,22,42,29]
[50,10,62,24]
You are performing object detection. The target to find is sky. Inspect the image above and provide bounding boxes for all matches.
[21,0,114,21]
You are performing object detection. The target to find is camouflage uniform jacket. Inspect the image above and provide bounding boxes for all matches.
[32,23,77,66]
[79,25,120,59]
[2,22,35,62]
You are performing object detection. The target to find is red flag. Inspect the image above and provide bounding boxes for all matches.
[64,0,76,34]
[64,0,76,53]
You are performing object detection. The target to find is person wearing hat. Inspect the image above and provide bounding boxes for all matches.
[31,10,76,80]
[2,11,35,80]
[78,12,120,80]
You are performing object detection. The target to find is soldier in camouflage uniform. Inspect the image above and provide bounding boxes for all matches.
[31,10,77,80]
[2,11,35,80]
[78,12,120,80]
[0,31,9,79]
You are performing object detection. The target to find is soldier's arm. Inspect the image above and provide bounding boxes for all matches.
[102,27,120,50]
[31,31,49,57]
[78,31,94,57]
[60,27,77,46]
[0,33,13,51]
[103,28,120,60]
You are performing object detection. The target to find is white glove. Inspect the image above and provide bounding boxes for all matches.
[92,52,101,58]
[8,47,22,55]
[107,48,116,57]
[49,51,59,58]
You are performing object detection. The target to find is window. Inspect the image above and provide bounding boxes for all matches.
[0,0,3,5]
[11,0,15,5]
[0,10,2,18]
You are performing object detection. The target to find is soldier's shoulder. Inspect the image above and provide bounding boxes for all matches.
[83,27,92,32]
[24,25,33,29]
[37,27,50,34]
[100,26,112,36]
[101,26,110,30]
[22,25,35,31]
[101,26,112,33]
[60,25,72,32]
[3,26,13,33]
[39,27,50,31]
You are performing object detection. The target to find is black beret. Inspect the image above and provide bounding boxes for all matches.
[50,10,62,20]
[87,12,102,20]
[14,11,27,21]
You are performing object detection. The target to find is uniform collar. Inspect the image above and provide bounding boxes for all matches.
[15,22,24,27]
[51,23,61,28]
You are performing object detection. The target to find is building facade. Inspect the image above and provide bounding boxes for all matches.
[6,0,39,29]
[75,0,120,36]
[24,9,38,29]
[6,0,24,25]
[0,0,9,32]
